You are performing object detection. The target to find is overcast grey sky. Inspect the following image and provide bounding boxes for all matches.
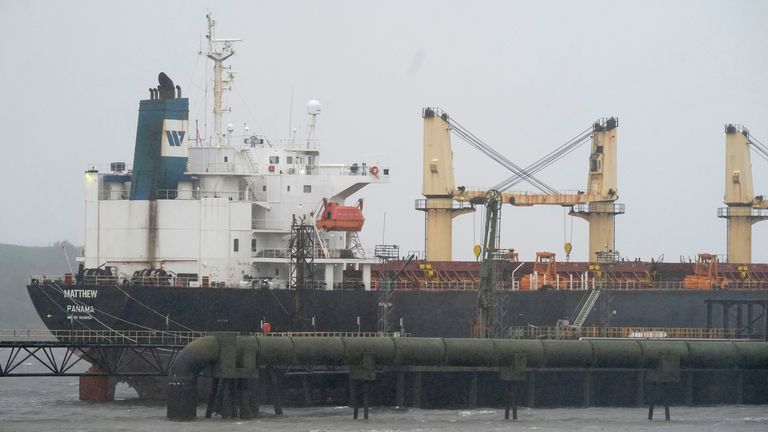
[1,0,767,262]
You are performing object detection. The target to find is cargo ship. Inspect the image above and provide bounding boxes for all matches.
[27,16,768,354]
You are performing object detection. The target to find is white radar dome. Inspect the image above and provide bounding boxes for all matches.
[307,100,322,115]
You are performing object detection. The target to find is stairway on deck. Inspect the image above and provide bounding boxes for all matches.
[572,289,601,328]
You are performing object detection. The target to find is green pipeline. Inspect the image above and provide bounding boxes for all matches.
[167,336,768,420]
[172,336,768,374]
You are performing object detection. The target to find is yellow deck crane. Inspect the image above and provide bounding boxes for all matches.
[416,107,625,262]
[718,125,768,264]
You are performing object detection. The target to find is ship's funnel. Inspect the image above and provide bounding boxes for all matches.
[130,73,189,200]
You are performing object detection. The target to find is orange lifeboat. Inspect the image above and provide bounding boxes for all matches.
[315,198,365,232]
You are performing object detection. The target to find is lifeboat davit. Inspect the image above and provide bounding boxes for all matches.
[315,198,365,232]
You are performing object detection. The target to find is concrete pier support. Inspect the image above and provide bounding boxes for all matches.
[250,378,260,417]
[237,378,257,420]
[396,372,405,407]
[684,372,693,406]
[412,372,422,408]
[648,382,671,421]
[504,382,518,420]
[526,372,536,408]
[582,371,592,407]
[468,373,478,408]
[350,380,370,420]
[302,375,312,406]
[318,382,328,405]
[350,379,358,418]
[270,369,284,415]
[205,378,220,418]
[79,366,116,401]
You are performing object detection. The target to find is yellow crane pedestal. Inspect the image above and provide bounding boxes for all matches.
[415,198,474,261]
[570,202,625,263]
[718,207,768,264]
[419,108,476,261]
[719,125,768,264]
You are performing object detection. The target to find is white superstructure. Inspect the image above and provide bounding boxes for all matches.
[82,16,389,289]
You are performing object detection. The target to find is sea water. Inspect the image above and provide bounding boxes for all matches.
[1,351,767,432]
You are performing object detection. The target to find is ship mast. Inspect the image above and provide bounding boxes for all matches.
[205,14,241,147]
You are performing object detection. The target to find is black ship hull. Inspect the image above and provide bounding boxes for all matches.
[26,282,768,337]
[25,283,768,405]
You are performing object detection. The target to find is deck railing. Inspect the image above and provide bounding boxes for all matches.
[0,329,409,345]
[0,329,208,345]
[505,326,741,340]
[29,275,768,291]
[156,189,245,200]
[251,248,375,260]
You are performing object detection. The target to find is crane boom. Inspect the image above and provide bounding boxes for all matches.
[456,188,611,206]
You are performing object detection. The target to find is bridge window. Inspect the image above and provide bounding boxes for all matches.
[303,185,312,193]
[286,156,293,164]
[233,239,239,252]
[269,156,279,164]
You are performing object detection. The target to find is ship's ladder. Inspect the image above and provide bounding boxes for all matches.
[312,226,330,259]
[306,205,331,259]
[242,147,259,174]
[348,232,366,258]
[572,288,601,328]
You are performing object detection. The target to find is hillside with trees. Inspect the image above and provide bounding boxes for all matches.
[0,242,81,328]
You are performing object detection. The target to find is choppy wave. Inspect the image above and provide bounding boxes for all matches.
[1,368,766,432]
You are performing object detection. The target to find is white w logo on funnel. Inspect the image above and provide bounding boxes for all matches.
[165,130,185,147]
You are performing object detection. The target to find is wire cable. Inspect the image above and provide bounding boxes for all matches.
[494,127,593,191]
[749,134,768,163]
[448,118,558,194]
[111,283,196,331]
[451,126,557,194]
